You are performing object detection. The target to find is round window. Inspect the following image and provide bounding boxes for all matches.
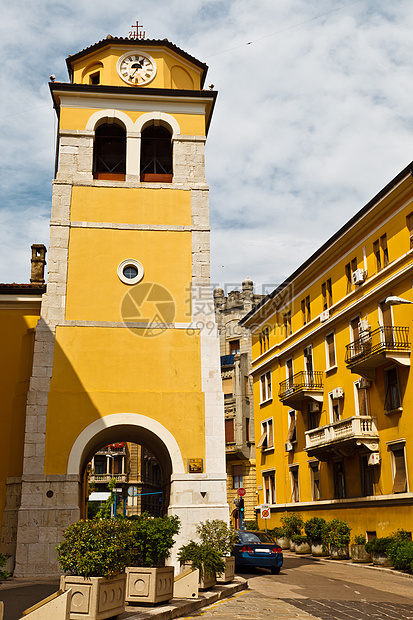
[117,259,144,285]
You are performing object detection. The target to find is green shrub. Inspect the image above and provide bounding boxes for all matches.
[0,553,11,581]
[56,518,134,578]
[322,519,351,548]
[281,513,304,538]
[304,517,326,542]
[244,520,259,530]
[365,537,393,555]
[353,534,366,545]
[270,526,288,539]
[197,519,238,556]
[291,535,309,545]
[387,540,413,572]
[128,514,180,567]
[177,541,226,579]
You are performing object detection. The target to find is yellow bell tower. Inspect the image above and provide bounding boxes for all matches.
[13,34,227,577]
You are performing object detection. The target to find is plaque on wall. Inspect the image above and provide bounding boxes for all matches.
[187,458,203,473]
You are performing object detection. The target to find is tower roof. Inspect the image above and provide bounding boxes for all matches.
[66,37,209,88]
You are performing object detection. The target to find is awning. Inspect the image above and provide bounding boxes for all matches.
[88,492,110,502]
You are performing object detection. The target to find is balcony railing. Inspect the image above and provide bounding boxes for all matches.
[345,326,410,366]
[279,371,324,400]
[305,415,378,453]
[221,355,235,367]
[90,473,127,483]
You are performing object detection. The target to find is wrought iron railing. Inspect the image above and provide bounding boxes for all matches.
[278,371,323,400]
[345,326,410,365]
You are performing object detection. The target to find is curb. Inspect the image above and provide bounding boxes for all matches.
[118,577,248,620]
[283,551,413,580]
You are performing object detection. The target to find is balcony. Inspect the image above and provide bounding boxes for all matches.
[279,371,324,408]
[345,326,410,380]
[221,354,235,367]
[90,473,127,483]
[305,415,379,460]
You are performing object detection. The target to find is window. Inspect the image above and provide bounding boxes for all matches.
[373,235,389,271]
[325,332,336,369]
[345,262,352,294]
[140,124,173,182]
[301,296,311,324]
[233,465,243,489]
[222,376,233,400]
[384,366,401,412]
[246,417,250,442]
[225,418,235,443]
[90,71,100,84]
[286,410,297,444]
[373,239,381,271]
[260,371,272,403]
[94,457,105,475]
[309,461,321,500]
[360,455,374,496]
[244,376,249,399]
[263,470,276,504]
[290,465,299,502]
[333,461,346,498]
[229,339,240,355]
[322,278,332,310]
[304,345,313,381]
[307,401,320,430]
[329,391,343,423]
[286,358,294,389]
[381,234,389,267]
[259,327,270,354]
[257,418,274,450]
[93,122,126,179]
[117,259,144,285]
[356,381,368,416]
[387,441,408,493]
[407,212,413,248]
[283,311,292,338]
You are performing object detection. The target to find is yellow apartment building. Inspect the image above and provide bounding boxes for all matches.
[240,162,413,539]
[0,35,228,577]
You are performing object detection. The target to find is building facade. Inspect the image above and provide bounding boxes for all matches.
[241,163,413,538]
[214,280,263,526]
[1,35,228,577]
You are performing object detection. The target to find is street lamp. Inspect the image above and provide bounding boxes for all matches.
[385,296,413,305]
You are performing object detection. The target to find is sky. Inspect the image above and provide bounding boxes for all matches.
[1,0,413,295]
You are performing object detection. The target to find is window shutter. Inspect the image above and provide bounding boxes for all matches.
[327,334,335,367]
[233,465,242,477]
[256,429,267,449]
[311,465,320,482]
[225,418,235,443]
[393,449,407,493]
[358,386,368,416]
[286,415,296,442]
[267,419,273,447]
[222,377,233,395]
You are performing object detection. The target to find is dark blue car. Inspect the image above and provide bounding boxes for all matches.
[233,530,283,574]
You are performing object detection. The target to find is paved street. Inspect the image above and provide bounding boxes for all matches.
[183,553,413,620]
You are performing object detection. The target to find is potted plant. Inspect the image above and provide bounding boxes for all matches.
[365,537,393,566]
[281,513,303,551]
[56,517,134,620]
[0,553,11,581]
[197,519,238,583]
[271,527,290,550]
[125,513,180,604]
[322,519,351,559]
[350,535,372,563]
[177,541,226,590]
[304,517,328,557]
[291,535,311,555]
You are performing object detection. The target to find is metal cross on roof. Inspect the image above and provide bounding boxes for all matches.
[129,21,146,40]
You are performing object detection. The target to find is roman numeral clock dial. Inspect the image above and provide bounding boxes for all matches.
[117,52,157,86]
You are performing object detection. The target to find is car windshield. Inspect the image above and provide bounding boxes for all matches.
[238,531,274,544]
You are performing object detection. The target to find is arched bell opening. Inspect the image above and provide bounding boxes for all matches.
[93,121,127,180]
[140,124,173,183]
[76,422,173,520]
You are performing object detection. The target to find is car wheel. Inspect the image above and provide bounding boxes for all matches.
[271,566,281,575]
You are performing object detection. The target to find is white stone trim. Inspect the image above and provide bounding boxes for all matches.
[85,109,135,133]
[67,413,185,475]
[58,94,208,116]
[134,111,180,137]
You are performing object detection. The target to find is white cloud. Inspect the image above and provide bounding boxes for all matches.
[1,0,413,291]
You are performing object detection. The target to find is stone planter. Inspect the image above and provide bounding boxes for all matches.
[350,544,372,563]
[217,556,235,583]
[372,552,392,567]
[330,545,349,560]
[289,539,296,552]
[295,541,311,555]
[125,566,174,605]
[311,541,329,557]
[60,573,126,620]
[199,569,216,590]
[276,537,290,550]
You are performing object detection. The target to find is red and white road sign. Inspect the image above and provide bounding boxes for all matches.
[237,487,246,497]
[260,504,270,519]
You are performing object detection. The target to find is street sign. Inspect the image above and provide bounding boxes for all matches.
[260,504,270,519]
[114,488,122,493]
[237,487,246,497]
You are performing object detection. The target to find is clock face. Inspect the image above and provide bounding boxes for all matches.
[118,52,156,86]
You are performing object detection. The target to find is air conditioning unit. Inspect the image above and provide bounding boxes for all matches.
[332,387,344,399]
[357,377,371,389]
[285,442,293,452]
[368,452,381,466]
[352,269,366,285]
[320,309,330,322]
[309,401,320,413]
